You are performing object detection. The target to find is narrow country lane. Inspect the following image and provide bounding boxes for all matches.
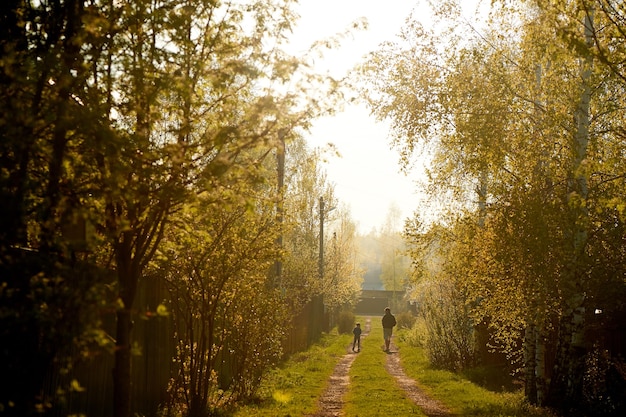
[306,319,371,416]
[309,317,452,417]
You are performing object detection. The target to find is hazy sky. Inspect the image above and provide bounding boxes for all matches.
[288,0,426,234]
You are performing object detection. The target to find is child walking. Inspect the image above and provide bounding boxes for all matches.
[352,322,362,352]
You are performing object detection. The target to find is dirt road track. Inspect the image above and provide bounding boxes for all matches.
[306,319,371,416]
[308,318,452,416]
[385,344,452,416]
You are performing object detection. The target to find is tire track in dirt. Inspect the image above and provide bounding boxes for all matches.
[385,339,453,417]
[306,318,371,417]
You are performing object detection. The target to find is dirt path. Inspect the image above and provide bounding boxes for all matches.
[385,341,452,416]
[311,318,452,417]
[307,319,371,416]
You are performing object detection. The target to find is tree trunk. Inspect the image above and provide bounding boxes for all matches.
[547,9,594,413]
[547,294,586,411]
[113,306,133,417]
[525,322,548,406]
[535,324,546,405]
[524,323,538,404]
[113,236,139,417]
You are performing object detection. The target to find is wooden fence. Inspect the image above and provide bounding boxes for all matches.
[44,277,322,417]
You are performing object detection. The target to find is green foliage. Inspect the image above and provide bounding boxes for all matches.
[337,310,355,334]
[322,211,364,312]
[404,220,479,371]
[280,139,330,307]
[395,311,417,330]
[378,207,411,293]
[361,0,626,413]
[281,138,363,327]
[355,226,409,294]
[232,320,555,417]
[157,182,286,413]
[397,319,428,349]
[0,0,348,415]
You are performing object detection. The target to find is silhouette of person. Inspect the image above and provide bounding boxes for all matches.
[382,307,396,352]
[352,323,362,352]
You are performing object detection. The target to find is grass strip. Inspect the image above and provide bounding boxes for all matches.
[233,330,352,417]
[343,317,427,417]
[395,330,556,417]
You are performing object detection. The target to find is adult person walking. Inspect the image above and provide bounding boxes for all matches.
[352,322,362,352]
[382,307,396,352]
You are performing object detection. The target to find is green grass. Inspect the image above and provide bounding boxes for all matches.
[343,317,427,416]
[394,329,556,417]
[231,319,557,417]
[232,330,352,417]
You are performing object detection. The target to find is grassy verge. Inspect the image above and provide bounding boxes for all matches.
[395,329,557,417]
[232,330,352,417]
[343,317,427,416]
[231,318,558,417]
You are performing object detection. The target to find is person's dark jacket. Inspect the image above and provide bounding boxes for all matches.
[382,313,396,329]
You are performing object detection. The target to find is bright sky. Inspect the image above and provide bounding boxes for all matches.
[288,0,427,234]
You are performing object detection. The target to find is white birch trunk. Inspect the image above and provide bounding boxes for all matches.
[524,323,538,403]
[548,9,594,411]
[565,7,593,395]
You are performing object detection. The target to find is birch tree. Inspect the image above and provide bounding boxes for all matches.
[360,0,626,413]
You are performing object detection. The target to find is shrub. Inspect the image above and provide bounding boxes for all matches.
[396,311,417,329]
[398,318,427,348]
[337,310,355,334]
[415,279,478,371]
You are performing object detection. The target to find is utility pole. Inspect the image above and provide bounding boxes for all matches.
[319,196,335,278]
[393,248,396,309]
[319,196,325,280]
[318,196,326,333]
[318,196,334,332]
[274,134,285,290]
